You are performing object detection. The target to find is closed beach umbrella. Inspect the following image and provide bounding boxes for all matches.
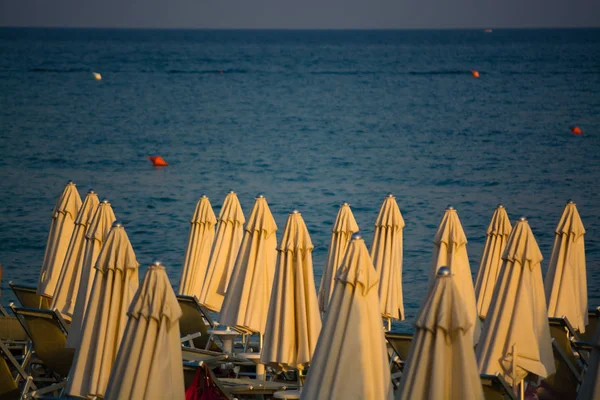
[67,221,140,398]
[397,266,484,400]
[476,218,555,385]
[317,202,359,315]
[474,204,512,320]
[577,325,600,400]
[104,261,184,400]
[51,189,100,317]
[37,180,82,297]
[261,210,321,371]
[199,191,245,312]
[544,200,588,332]
[370,194,405,327]
[220,194,278,334]
[67,199,116,349]
[178,195,217,298]
[301,234,392,400]
[429,206,480,344]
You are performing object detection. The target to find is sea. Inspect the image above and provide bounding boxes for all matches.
[0,28,599,330]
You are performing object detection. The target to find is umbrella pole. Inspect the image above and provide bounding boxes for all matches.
[387,318,391,332]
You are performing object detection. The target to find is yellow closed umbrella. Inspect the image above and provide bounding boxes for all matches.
[577,325,600,400]
[51,189,100,317]
[474,204,512,320]
[67,221,140,398]
[476,218,555,386]
[104,261,184,400]
[544,200,588,332]
[178,195,217,298]
[429,206,480,344]
[370,194,405,329]
[397,266,484,400]
[220,194,278,334]
[301,234,392,400]
[37,180,82,297]
[261,210,322,371]
[67,199,116,349]
[199,191,245,312]
[317,202,359,315]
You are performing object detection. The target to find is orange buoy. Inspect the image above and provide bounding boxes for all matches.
[471,70,480,78]
[570,126,583,135]
[149,156,168,166]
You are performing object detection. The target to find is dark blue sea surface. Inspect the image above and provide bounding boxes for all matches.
[1,28,599,329]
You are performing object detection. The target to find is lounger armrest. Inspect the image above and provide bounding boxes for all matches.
[181,332,203,348]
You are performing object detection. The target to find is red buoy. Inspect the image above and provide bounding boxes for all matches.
[149,156,168,166]
[570,126,583,135]
[471,70,480,78]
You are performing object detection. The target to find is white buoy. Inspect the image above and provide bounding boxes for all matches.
[92,72,102,81]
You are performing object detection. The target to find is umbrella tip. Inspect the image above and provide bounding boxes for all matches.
[566,199,575,205]
[112,220,123,228]
[446,204,455,211]
[228,190,235,195]
[101,199,110,204]
[290,209,300,215]
[519,216,527,222]
[256,193,265,199]
[496,203,504,209]
[437,266,451,277]
[351,232,362,241]
[386,193,394,198]
[200,194,208,199]
[67,180,74,185]
[87,189,95,194]
[151,259,163,267]
[341,201,349,207]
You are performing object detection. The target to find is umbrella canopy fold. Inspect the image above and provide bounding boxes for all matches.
[198,191,245,312]
[301,234,392,400]
[104,261,185,400]
[67,221,140,398]
[429,206,480,344]
[261,210,321,371]
[220,194,278,334]
[178,195,217,298]
[52,189,100,317]
[370,194,405,322]
[544,201,588,332]
[317,202,359,315]
[397,266,484,400]
[474,205,512,320]
[67,199,116,349]
[476,218,555,385]
[37,181,82,297]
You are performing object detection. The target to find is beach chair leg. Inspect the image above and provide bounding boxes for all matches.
[0,341,35,388]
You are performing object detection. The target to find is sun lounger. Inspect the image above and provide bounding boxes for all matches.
[8,283,52,310]
[385,332,413,362]
[580,307,600,343]
[548,316,585,370]
[480,373,517,400]
[538,339,582,400]
[10,304,73,378]
[177,295,220,351]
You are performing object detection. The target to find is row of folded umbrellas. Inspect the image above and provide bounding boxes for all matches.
[27,180,595,399]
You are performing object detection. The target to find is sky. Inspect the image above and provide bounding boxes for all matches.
[1,0,599,29]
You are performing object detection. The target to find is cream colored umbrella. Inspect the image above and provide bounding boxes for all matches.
[397,266,484,400]
[301,234,392,400]
[51,189,100,317]
[220,194,278,334]
[370,194,405,329]
[317,202,359,315]
[577,324,600,400]
[199,191,245,312]
[67,221,140,398]
[67,199,117,349]
[476,217,555,386]
[37,180,82,297]
[429,206,480,344]
[474,204,512,320]
[104,261,184,400]
[177,195,217,298]
[544,200,588,332]
[261,210,321,371]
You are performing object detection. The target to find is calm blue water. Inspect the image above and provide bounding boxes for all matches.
[1,28,599,329]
